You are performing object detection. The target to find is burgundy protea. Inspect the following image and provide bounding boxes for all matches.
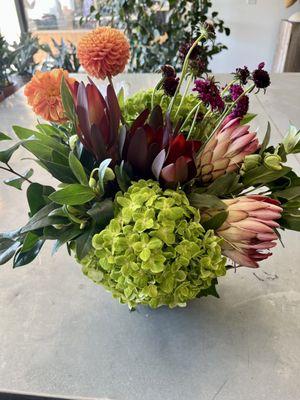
[215,195,282,268]
[196,117,259,183]
[122,106,201,186]
[252,62,271,90]
[72,79,121,164]
[234,66,250,85]
[193,78,224,111]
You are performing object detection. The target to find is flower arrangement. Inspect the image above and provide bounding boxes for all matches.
[0,26,299,310]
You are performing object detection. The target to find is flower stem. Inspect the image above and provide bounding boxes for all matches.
[187,104,201,140]
[200,83,255,152]
[167,32,207,116]
[174,74,193,119]
[221,78,238,95]
[151,78,163,110]
[0,164,33,183]
[180,103,200,132]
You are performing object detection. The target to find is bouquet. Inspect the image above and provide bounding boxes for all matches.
[0,26,299,309]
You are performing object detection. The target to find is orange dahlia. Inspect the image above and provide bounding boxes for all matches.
[77,27,130,80]
[24,69,76,123]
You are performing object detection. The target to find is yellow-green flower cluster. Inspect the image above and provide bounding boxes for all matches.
[81,180,226,309]
[121,89,213,139]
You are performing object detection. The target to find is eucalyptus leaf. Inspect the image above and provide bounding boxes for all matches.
[27,183,54,216]
[202,211,228,231]
[13,125,36,140]
[21,203,61,233]
[68,152,88,185]
[274,186,300,201]
[0,132,12,141]
[243,165,291,187]
[188,193,226,210]
[49,184,95,205]
[21,232,40,253]
[4,169,33,190]
[0,144,19,164]
[0,238,20,265]
[13,239,44,267]
[87,199,114,227]
[259,122,271,155]
[240,113,257,125]
[206,172,242,196]
[75,227,95,260]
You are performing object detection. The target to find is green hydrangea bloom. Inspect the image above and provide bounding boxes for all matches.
[121,89,214,139]
[81,180,226,309]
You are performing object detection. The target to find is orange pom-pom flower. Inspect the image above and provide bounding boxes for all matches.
[24,69,76,123]
[77,27,130,80]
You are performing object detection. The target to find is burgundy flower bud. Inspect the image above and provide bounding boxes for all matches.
[161,64,176,78]
[193,78,224,111]
[252,63,271,90]
[179,41,201,61]
[162,76,179,97]
[231,95,249,118]
[234,66,250,85]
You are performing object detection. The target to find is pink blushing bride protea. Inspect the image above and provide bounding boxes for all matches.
[197,118,259,183]
[216,195,283,268]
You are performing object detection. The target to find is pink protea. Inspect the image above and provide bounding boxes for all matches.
[216,195,283,268]
[196,118,259,183]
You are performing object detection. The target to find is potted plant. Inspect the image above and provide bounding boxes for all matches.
[12,32,40,84]
[0,34,17,100]
[41,38,80,73]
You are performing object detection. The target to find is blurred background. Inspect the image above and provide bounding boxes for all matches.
[0,0,300,100]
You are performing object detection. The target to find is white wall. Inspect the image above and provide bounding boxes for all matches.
[210,0,300,73]
[0,1,20,43]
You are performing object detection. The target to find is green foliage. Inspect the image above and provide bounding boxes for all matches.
[0,34,16,87]
[41,38,80,73]
[12,32,40,76]
[81,0,230,72]
[81,180,226,309]
[122,88,212,137]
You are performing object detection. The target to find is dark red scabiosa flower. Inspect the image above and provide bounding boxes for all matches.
[122,106,201,187]
[179,40,207,77]
[252,62,270,90]
[231,95,249,118]
[160,64,179,97]
[179,40,200,61]
[162,76,180,97]
[229,84,249,118]
[234,66,250,85]
[161,64,176,78]
[193,78,225,111]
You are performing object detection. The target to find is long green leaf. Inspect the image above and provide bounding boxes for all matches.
[4,169,33,190]
[259,122,271,155]
[188,193,226,210]
[0,132,12,141]
[0,144,19,164]
[243,165,291,187]
[68,152,88,185]
[0,238,20,265]
[49,184,96,205]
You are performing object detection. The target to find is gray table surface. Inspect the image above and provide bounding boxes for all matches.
[0,74,300,400]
